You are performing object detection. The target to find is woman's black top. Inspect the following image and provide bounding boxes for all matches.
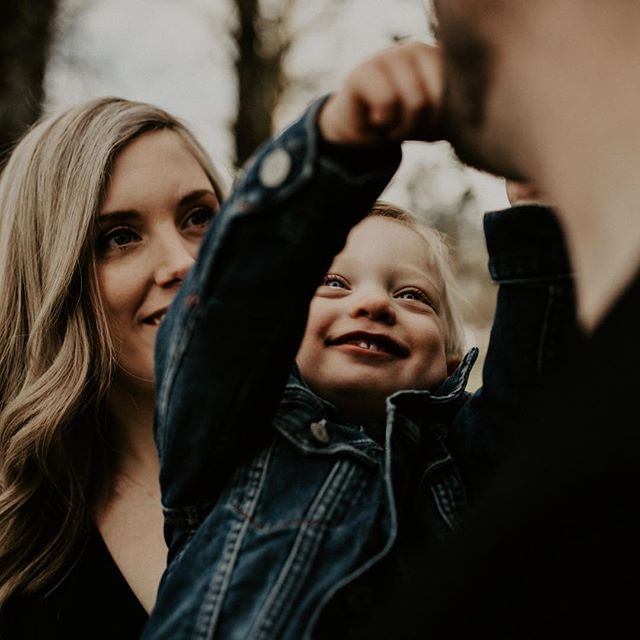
[0,527,147,639]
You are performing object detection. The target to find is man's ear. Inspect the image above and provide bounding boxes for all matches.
[446,355,461,375]
[505,179,548,206]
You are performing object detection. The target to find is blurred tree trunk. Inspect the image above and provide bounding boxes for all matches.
[232,0,294,166]
[0,0,59,167]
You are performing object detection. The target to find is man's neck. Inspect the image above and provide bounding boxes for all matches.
[493,9,640,334]
[551,176,640,334]
[523,63,640,334]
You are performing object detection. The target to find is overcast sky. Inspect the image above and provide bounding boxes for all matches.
[46,0,509,212]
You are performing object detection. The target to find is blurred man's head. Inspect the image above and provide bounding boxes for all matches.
[431,1,640,186]
[430,1,640,330]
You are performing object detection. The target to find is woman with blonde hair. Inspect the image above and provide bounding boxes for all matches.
[0,96,225,637]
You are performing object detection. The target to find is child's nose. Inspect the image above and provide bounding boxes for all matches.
[349,291,396,324]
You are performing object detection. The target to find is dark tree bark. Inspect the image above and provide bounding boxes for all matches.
[0,0,59,167]
[232,0,292,166]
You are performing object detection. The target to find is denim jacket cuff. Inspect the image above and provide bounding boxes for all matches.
[483,204,572,283]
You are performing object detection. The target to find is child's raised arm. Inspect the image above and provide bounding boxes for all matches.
[153,100,403,550]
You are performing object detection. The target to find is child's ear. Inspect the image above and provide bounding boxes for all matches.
[446,355,461,376]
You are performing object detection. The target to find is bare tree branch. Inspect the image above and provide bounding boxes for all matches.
[0,0,59,165]
[232,0,301,166]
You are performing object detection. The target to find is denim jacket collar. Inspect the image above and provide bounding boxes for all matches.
[283,347,478,431]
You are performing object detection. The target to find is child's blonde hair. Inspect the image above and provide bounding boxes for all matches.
[368,201,467,362]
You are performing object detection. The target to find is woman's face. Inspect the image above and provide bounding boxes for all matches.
[96,129,219,389]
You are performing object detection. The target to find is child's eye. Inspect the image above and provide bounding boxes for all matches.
[396,287,432,306]
[184,206,216,229]
[321,274,349,289]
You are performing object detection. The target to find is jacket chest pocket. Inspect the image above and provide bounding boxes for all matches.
[227,437,376,534]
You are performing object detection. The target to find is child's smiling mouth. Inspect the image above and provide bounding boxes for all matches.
[327,331,409,357]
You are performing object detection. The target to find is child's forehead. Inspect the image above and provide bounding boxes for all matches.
[343,216,439,263]
[333,217,444,285]
[331,254,444,294]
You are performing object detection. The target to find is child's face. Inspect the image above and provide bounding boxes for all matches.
[296,216,452,423]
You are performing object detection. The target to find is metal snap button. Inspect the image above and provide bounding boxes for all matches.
[309,419,329,444]
[258,148,292,188]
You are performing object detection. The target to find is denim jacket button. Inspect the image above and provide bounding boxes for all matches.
[259,148,292,188]
[309,419,329,444]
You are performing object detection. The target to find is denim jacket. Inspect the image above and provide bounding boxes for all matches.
[142,99,576,640]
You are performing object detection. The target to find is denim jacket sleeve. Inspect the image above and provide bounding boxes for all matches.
[452,204,580,497]
[154,96,402,512]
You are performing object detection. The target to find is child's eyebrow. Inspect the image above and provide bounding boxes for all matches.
[397,264,440,284]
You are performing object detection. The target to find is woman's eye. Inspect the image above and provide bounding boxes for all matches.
[321,274,348,289]
[184,206,215,229]
[98,228,139,254]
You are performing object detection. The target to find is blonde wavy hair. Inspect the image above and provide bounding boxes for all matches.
[369,201,467,363]
[0,97,226,604]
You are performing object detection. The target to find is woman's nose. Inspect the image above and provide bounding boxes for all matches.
[349,290,396,324]
[153,234,195,288]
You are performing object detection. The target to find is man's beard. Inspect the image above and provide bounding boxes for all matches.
[437,37,526,182]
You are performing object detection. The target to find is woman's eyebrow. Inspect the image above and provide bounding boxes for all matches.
[98,189,218,223]
[178,189,217,207]
[97,210,139,225]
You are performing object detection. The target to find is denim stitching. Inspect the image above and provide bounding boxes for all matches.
[228,502,335,531]
[250,460,361,639]
[306,405,399,639]
[431,480,457,531]
[193,446,272,640]
[157,304,200,460]
[418,452,452,486]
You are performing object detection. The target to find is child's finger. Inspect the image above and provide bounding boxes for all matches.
[380,42,444,141]
[413,43,443,110]
[348,58,404,131]
[354,42,444,142]
[379,49,434,139]
[319,59,403,145]
[409,44,444,140]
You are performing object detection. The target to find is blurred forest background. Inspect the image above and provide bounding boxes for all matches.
[0,0,510,389]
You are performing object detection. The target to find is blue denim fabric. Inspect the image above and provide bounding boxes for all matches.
[142,97,576,639]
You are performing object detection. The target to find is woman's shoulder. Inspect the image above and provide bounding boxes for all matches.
[1,526,147,639]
